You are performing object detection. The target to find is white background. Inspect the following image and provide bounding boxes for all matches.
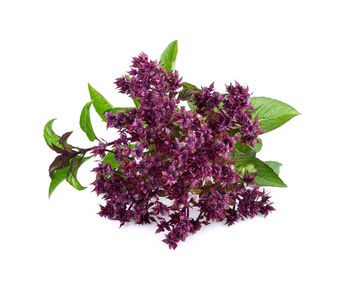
[1,0,349,284]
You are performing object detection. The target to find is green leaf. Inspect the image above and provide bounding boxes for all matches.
[179,88,194,101]
[234,154,287,187]
[66,156,90,190]
[227,129,239,137]
[80,101,98,141]
[59,131,74,151]
[88,84,114,122]
[254,139,263,153]
[49,156,90,197]
[250,97,300,133]
[103,152,121,169]
[178,82,200,109]
[49,154,71,178]
[160,40,178,72]
[49,166,70,198]
[110,107,134,114]
[235,141,256,157]
[182,82,199,90]
[133,97,141,108]
[179,82,199,101]
[188,101,197,110]
[44,119,62,149]
[234,138,263,157]
[236,163,257,175]
[264,161,282,175]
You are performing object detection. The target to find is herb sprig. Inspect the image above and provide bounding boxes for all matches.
[44,41,299,249]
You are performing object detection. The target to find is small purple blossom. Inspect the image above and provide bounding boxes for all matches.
[91,142,106,158]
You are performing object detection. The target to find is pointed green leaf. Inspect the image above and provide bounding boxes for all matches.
[160,40,178,72]
[133,97,141,108]
[234,139,263,157]
[80,101,98,141]
[182,82,199,90]
[44,120,74,151]
[88,84,114,122]
[235,141,256,157]
[103,152,121,169]
[235,154,287,187]
[49,156,90,197]
[264,161,282,175]
[250,97,300,133]
[44,119,62,149]
[66,156,90,190]
[49,166,70,198]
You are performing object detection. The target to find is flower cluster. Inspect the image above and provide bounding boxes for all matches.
[92,53,273,249]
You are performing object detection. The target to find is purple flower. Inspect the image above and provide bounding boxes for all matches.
[91,53,273,249]
[162,165,178,186]
[134,142,143,158]
[91,142,106,158]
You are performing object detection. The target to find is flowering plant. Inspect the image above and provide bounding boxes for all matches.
[44,41,299,249]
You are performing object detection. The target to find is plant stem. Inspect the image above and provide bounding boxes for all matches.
[80,141,115,154]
